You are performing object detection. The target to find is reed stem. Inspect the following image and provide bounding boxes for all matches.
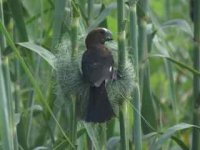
[192,0,200,149]
[129,1,142,149]
[117,0,128,149]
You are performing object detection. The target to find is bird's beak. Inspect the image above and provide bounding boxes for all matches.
[105,30,113,41]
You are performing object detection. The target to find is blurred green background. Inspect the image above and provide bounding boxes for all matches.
[0,0,200,150]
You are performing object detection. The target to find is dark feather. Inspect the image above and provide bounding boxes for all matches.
[82,48,114,87]
[81,28,115,122]
[85,82,115,122]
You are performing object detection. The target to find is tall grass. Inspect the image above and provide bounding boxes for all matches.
[129,0,142,149]
[0,0,200,149]
[0,2,17,150]
[117,0,129,149]
[7,0,28,41]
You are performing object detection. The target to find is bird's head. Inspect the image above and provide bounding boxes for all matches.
[85,28,113,48]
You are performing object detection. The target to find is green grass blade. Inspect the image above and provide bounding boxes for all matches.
[0,0,5,50]
[161,19,193,37]
[170,136,189,150]
[154,123,194,150]
[150,54,200,76]
[7,0,28,41]
[0,1,15,149]
[141,62,156,133]
[71,0,80,57]
[88,3,117,30]
[0,60,14,150]
[164,59,177,121]
[18,42,56,68]
[87,0,94,25]
[106,136,120,149]
[84,123,101,150]
[2,58,19,150]
[51,0,66,48]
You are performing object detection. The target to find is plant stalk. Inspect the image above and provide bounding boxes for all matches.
[129,1,142,149]
[88,0,94,25]
[7,0,28,41]
[0,0,5,50]
[71,0,80,57]
[0,59,14,150]
[117,0,128,149]
[192,0,200,149]
[51,0,66,49]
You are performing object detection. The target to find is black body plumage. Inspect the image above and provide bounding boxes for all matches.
[81,28,115,123]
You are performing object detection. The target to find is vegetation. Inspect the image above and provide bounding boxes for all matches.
[0,0,200,149]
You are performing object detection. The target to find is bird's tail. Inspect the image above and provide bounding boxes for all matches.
[85,82,115,123]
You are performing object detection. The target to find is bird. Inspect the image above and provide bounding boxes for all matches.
[81,28,115,123]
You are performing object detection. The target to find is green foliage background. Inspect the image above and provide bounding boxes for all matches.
[0,0,200,150]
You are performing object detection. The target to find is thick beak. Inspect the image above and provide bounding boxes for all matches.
[105,30,113,41]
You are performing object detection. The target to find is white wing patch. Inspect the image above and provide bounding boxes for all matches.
[109,66,112,72]
[102,28,108,33]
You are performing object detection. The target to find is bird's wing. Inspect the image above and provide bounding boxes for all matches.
[82,51,113,87]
